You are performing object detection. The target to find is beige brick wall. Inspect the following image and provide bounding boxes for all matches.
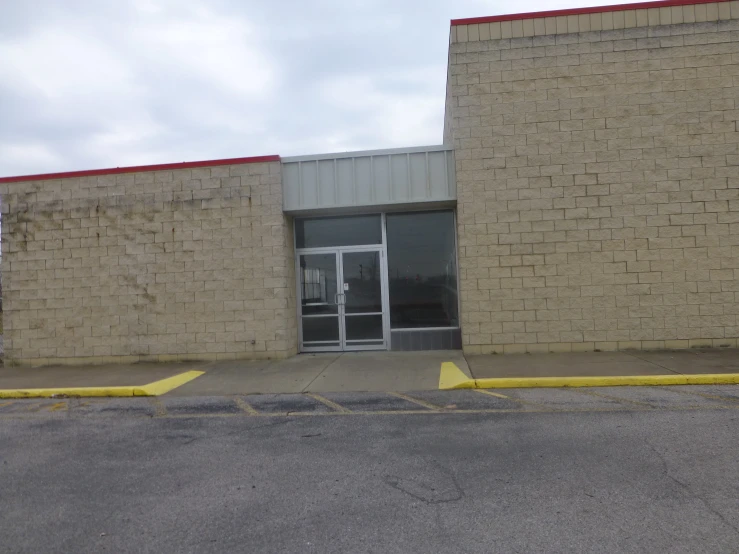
[1,161,298,365]
[448,12,739,354]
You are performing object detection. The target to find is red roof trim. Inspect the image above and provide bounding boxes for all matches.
[451,0,730,26]
[0,155,281,184]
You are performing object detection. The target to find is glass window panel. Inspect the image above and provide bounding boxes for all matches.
[300,254,338,315]
[345,315,384,340]
[296,215,382,248]
[302,316,340,343]
[387,211,459,329]
[342,251,382,313]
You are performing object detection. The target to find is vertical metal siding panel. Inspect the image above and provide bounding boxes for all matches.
[281,147,455,211]
[282,163,301,211]
[390,333,398,351]
[428,151,448,199]
[318,160,336,207]
[421,330,432,351]
[442,330,452,350]
[298,161,303,207]
[447,150,456,198]
[373,155,391,204]
[336,158,355,206]
[301,162,319,207]
[411,331,422,351]
[390,154,409,202]
[333,158,339,208]
[406,153,411,202]
[409,153,427,200]
[354,157,372,206]
[452,329,462,350]
[388,329,461,351]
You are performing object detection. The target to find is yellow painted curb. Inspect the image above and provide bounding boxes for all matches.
[0,370,205,399]
[140,371,205,396]
[473,373,739,389]
[439,362,475,390]
[438,363,739,390]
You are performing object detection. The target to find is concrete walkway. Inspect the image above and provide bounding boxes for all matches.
[1,348,739,397]
[467,349,739,379]
[170,351,469,396]
[0,351,469,396]
[0,362,187,389]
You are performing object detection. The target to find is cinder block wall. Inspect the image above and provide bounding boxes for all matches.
[1,160,298,365]
[449,2,739,354]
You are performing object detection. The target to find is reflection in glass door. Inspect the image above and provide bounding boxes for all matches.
[341,250,384,350]
[298,249,387,352]
[299,253,341,350]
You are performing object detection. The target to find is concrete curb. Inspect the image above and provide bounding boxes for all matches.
[0,370,205,399]
[438,362,739,390]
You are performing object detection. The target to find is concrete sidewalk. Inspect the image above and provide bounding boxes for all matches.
[466,349,739,379]
[0,351,468,397]
[2,348,739,397]
[160,351,469,396]
[0,362,189,389]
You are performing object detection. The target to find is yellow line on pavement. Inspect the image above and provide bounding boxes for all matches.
[387,392,441,411]
[570,388,656,408]
[3,403,739,421]
[658,387,739,404]
[0,370,205,399]
[149,397,168,417]
[474,389,510,399]
[234,396,259,415]
[305,393,351,413]
[474,389,549,410]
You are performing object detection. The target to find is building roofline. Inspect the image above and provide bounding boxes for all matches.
[451,0,731,26]
[281,144,452,163]
[0,155,281,184]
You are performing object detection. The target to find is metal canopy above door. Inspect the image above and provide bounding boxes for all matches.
[282,145,456,214]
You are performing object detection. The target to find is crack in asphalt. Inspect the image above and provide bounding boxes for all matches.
[644,437,739,537]
[384,460,464,505]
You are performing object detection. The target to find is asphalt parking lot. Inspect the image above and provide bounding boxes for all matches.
[2,386,738,553]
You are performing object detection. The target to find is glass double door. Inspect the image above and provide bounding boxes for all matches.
[298,247,388,351]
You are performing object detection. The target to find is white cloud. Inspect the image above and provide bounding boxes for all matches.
[130,4,275,97]
[0,0,651,177]
[0,28,139,100]
[315,67,445,152]
[0,143,64,175]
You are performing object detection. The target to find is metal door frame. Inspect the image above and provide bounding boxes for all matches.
[296,250,343,353]
[296,214,390,352]
[338,246,388,352]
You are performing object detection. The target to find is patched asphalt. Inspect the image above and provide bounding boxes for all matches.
[159,396,243,416]
[1,385,739,419]
[244,393,334,415]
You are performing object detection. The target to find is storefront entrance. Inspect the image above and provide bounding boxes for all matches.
[298,247,388,352]
[295,211,460,353]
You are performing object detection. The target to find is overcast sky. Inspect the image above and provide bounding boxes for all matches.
[0,0,639,177]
